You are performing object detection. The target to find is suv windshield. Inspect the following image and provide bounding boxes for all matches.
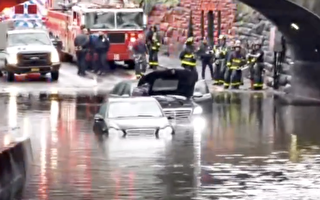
[116,12,143,29]
[7,32,51,47]
[108,101,163,118]
[85,12,115,29]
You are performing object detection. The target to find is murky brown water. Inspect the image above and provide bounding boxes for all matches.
[1,91,320,199]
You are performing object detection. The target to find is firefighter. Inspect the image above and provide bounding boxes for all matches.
[224,40,246,89]
[247,40,264,90]
[95,31,110,75]
[213,35,228,85]
[180,37,198,80]
[132,35,148,79]
[198,38,214,80]
[146,25,159,52]
[74,26,89,76]
[149,36,161,69]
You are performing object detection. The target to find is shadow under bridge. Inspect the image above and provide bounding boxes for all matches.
[240,0,320,100]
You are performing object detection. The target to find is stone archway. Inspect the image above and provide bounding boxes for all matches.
[149,0,320,99]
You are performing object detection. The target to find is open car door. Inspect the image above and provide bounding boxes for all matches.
[193,80,212,110]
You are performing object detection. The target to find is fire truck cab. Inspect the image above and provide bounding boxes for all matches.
[47,0,147,68]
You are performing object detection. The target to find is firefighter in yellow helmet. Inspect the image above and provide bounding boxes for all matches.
[213,35,228,85]
[247,40,264,90]
[224,40,246,89]
[148,36,161,69]
[179,37,198,79]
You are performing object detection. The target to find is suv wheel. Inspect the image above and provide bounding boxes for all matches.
[51,71,59,81]
[7,72,14,82]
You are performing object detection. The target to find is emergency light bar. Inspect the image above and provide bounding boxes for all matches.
[15,5,24,14]
[27,5,37,14]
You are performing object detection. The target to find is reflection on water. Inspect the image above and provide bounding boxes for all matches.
[0,91,318,199]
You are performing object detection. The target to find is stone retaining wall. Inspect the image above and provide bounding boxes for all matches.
[148,1,292,91]
[233,5,292,92]
[0,138,33,199]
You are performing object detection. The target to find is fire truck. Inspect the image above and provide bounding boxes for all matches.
[46,0,147,68]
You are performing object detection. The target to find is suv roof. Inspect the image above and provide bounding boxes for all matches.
[7,29,48,34]
[109,96,157,102]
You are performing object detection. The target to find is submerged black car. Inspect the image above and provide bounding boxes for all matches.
[110,69,213,121]
[93,97,174,139]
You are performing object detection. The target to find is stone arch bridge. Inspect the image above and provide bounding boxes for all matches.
[150,0,320,99]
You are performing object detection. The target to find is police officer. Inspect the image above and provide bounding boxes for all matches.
[198,38,214,80]
[213,35,228,85]
[180,37,198,79]
[74,26,89,76]
[132,35,148,79]
[88,29,98,72]
[95,31,110,75]
[148,36,161,69]
[224,40,246,89]
[247,40,264,90]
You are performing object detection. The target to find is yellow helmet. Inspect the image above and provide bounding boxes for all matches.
[234,40,241,47]
[219,35,226,40]
[186,37,194,43]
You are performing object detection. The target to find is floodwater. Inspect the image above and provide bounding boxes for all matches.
[1,91,320,199]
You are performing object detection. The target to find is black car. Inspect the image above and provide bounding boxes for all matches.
[110,69,213,121]
[93,96,174,139]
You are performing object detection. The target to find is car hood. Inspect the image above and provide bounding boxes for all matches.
[7,45,54,54]
[107,117,169,129]
[138,69,197,98]
[153,95,194,108]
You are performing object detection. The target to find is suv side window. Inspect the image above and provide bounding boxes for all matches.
[194,80,209,94]
[99,103,107,118]
[111,83,122,95]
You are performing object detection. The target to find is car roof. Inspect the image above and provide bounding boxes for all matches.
[7,29,48,34]
[108,96,157,103]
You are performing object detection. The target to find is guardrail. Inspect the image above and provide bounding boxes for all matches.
[0,137,33,199]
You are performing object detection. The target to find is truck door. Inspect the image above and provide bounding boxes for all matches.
[68,11,80,55]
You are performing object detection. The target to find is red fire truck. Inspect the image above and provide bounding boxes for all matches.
[46,0,147,68]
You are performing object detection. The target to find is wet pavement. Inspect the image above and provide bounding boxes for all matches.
[0,79,319,199]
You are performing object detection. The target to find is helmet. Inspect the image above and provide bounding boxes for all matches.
[234,40,241,47]
[186,37,194,43]
[253,40,262,46]
[219,35,226,40]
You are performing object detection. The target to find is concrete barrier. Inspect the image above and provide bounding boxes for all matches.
[0,138,33,199]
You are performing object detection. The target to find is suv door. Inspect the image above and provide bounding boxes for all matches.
[193,80,212,110]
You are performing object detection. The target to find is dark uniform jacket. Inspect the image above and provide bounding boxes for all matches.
[226,51,246,69]
[198,43,213,61]
[74,34,89,51]
[247,49,264,64]
[179,47,197,67]
[132,41,148,54]
[94,35,110,53]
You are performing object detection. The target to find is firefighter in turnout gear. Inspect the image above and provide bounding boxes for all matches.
[180,37,198,79]
[224,40,246,89]
[149,36,161,69]
[247,40,265,90]
[198,38,214,80]
[213,35,228,85]
[132,35,148,79]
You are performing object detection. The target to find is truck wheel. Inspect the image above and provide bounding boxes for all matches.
[51,71,59,81]
[126,60,135,69]
[7,72,14,82]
